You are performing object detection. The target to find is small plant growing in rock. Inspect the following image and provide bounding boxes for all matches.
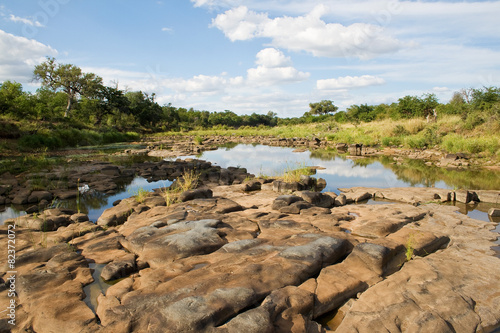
[160,169,200,206]
[133,187,150,203]
[177,169,200,192]
[405,233,416,262]
[281,162,315,183]
[194,136,204,145]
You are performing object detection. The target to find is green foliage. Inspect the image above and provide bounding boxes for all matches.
[17,127,138,151]
[281,163,315,183]
[194,136,204,145]
[346,104,378,122]
[381,136,402,146]
[403,127,441,149]
[0,81,34,119]
[441,133,499,155]
[392,124,409,136]
[1,56,500,158]
[33,57,103,117]
[405,234,415,262]
[396,93,438,119]
[160,169,200,206]
[308,100,338,115]
[133,187,150,203]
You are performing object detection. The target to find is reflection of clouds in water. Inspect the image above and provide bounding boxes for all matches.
[316,161,384,178]
[0,207,26,225]
[196,145,311,175]
[174,144,452,193]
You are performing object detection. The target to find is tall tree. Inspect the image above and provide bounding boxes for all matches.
[308,100,338,115]
[33,57,102,117]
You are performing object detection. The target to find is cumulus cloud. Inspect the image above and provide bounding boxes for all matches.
[0,29,57,82]
[211,5,403,59]
[169,74,244,93]
[255,47,291,67]
[85,65,245,99]
[317,75,385,90]
[247,48,309,85]
[9,14,44,27]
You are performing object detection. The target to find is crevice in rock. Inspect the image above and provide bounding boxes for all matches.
[213,298,264,328]
[314,299,350,331]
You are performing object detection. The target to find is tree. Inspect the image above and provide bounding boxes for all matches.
[0,81,34,118]
[33,57,102,117]
[308,100,338,115]
[346,104,376,122]
[471,86,500,110]
[126,91,162,126]
[396,93,438,119]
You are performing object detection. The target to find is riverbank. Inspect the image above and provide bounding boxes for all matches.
[1,157,499,332]
[150,115,500,166]
[139,133,500,171]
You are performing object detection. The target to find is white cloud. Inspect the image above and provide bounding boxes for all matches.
[211,5,404,59]
[432,87,449,93]
[85,65,245,99]
[191,0,240,9]
[9,14,44,27]
[317,75,385,90]
[247,48,309,85]
[170,74,244,93]
[255,47,291,68]
[0,29,57,83]
[161,27,173,33]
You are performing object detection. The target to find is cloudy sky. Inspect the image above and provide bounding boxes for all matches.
[1,0,499,117]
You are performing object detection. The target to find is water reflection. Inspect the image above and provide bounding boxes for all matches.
[179,144,500,193]
[57,177,171,222]
[0,177,171,224]
[2,144,499,226]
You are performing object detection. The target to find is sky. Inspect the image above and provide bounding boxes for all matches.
[1,0,499,117]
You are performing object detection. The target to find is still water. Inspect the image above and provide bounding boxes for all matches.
[0,177,171,224]
[1,144,499,225]
[179,144,500,193]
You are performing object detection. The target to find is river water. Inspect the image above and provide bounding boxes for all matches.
[1,144,499,226]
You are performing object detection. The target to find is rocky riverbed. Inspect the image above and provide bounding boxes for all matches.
[141,135,500,170]
[1,157,499,333]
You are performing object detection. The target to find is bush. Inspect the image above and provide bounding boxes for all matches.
[392,124,408,136]
[404,135,427,149]
[462,111,485,130]
[381,136,402,146]
[18,133,63,150]
[441,133,499,155]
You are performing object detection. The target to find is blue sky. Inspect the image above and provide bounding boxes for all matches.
[1,0,499,117]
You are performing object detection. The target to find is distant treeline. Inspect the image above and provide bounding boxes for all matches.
[0,58,499,135]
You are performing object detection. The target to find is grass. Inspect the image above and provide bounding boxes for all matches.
[279,162,316,183]
[440,133,500,155]
[160,169,201,206]
[152,114,499,162]
[405,233,416,262]
[194,136,204,145]
[133,187,151,203]
[176,169,200,192]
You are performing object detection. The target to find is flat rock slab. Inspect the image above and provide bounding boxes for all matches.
[3,185,500,333]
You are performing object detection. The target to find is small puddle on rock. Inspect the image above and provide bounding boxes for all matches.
[190,262,209,271]
[83,262,116,314]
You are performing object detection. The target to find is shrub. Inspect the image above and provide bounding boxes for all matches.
[392,124,408,136]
